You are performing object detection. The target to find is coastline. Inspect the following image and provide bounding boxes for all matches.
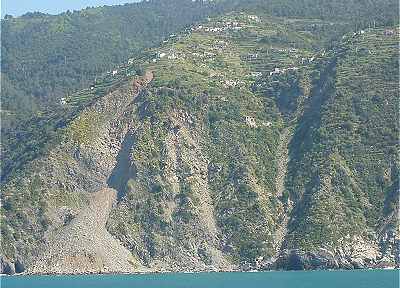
[2,266,399,277]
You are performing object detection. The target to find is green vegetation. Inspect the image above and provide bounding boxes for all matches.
[67,111,104,145]
[2,0,397,181]
[284,28,399,250]
[1,0,225,126]
[2,0,396,126]
[108,12,398,265]
[1,0,399,272]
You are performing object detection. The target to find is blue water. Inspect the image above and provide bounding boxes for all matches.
[1,270,399,288]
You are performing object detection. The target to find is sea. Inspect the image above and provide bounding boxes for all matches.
[1,269,398,288]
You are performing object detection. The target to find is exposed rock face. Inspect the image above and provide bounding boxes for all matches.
[14,258,25,273]
[276,241,400,271]
[0,257,15,275]
[105,109,234,273]
[275,249,357,271]
[0,257,25,275]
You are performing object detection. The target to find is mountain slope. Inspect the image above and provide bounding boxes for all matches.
[1,0,225,130]
[280,27,399,269]
[2,0,398,185]
[1,10,399,274]
[2,0,397,130]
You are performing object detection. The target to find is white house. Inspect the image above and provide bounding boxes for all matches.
[270,67,282,76]
[248,15,260,22]
[251,72,262,78]
[245,116,257,128]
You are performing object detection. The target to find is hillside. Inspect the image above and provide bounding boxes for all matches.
[2,0,398,183]
[1,7,398,274]
[1,0,397,129]
[1,0,224,130]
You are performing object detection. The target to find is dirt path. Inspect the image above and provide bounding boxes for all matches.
[30,188,144,274]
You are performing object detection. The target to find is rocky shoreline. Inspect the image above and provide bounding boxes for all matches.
[1,266,399,277]
[2,250,398,276]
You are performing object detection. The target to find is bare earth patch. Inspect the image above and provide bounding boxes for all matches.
[30,188,146,274]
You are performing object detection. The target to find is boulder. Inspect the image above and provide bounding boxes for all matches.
[0,256,15,275]
[15,258,25,273]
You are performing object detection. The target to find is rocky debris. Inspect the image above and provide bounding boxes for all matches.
[107,109,234,273]
[273,127,294,255]
[0,256,15,275]
[132,71,154,89]
[0,72,156,274]
[30,188,145,274]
